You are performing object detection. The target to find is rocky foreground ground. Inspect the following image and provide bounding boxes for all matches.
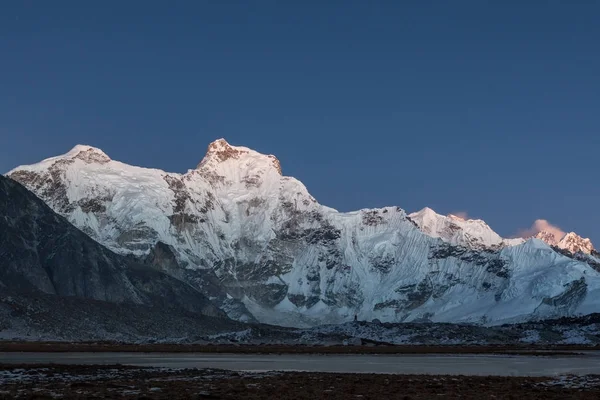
[0,364,599,399]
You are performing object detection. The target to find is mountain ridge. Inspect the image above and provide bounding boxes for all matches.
[9,140,592,253]
[6,139,600,327]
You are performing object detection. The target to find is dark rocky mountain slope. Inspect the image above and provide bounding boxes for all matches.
[0,175,224,318]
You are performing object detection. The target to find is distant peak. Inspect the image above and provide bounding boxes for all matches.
[533,230,561,246]
[4,144,110,175]
[196,138,247,168]
[531,230,595,254]
[196,138,282,175]
[408,206,510,249]
[66,145,111,164]
[207,138,232,152]
[66,144,106,154]
[557,232,595,255]
[412,207,476,222]
[411,207,438,218]
[68,144,103,153]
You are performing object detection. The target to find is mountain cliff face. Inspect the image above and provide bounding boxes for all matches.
[0,175,224,318]
[7,139,600,327]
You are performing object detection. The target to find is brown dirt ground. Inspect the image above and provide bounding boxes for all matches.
[0,364,599,399]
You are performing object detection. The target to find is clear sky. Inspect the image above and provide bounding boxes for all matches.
[1,1,599,243]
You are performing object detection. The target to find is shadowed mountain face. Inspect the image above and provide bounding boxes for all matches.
[6,140,600,327]
[0,175,225,318]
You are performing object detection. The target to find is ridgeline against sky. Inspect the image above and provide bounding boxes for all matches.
[1,2,598,243]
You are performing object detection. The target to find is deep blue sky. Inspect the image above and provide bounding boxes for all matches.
[1,1,599,243]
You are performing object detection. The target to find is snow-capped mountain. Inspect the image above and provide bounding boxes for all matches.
[558,232,595,255]
[533,231,595,255]
[533,231,561,247]
[6,139,600,327]
[408,207,596,257]
[408,207,525,250]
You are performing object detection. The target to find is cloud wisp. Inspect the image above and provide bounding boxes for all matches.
[448,211,469,220]
[516,219,566,241]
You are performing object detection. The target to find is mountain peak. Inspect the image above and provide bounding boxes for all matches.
[533,230,561,246]
[532,230,595,255]
[207,138,232,152]
[65,145,111,164]
[412,207,439,219]
[6,144,111,175]
[408,207,508,249]
[196,138,282,175]
[200,138,241,164]
[557,232,595,254]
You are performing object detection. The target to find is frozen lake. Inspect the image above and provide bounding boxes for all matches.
[2,352,600,376]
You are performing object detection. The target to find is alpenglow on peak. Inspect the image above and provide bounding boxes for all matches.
[7,144,111,175]
[196,138,282,175]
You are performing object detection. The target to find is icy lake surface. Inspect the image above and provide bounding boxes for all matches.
[2,352,600,376]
